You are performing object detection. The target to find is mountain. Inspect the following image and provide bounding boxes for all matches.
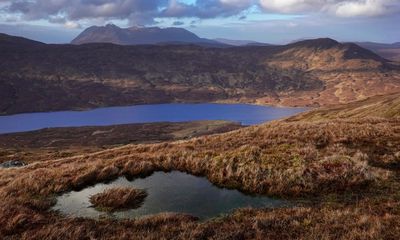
[262,38,400,106]
[355,41,400,61]
[0,34,399,115]
[71,24,221,45]
[355,42,400,50]
[0,33,44,47]
[214,38,272,46]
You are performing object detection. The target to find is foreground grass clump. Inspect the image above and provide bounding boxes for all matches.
[90,187,147,212]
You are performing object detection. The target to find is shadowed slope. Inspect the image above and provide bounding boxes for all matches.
[356,41,400,61]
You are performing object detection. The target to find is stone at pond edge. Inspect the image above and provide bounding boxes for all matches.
[0,160,26,168]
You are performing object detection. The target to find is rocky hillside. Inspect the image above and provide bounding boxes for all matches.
[0,34,399,114]
[71,24,220,45]
[263,39,400,106]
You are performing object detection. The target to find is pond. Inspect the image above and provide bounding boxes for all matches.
[0,103,306,134]
[53,171,287,220]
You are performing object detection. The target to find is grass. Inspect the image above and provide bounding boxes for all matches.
[0,93,399,239]
[0,120,242,164]
[288,92,400,121]
[90,187,148,212]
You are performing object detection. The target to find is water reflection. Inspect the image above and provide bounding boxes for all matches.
[53,171,286,220]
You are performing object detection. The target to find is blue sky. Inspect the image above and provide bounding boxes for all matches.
[0,0,399,44]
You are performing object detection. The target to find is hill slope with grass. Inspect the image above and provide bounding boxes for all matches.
[0,93,399,239]
[0,120,241,164]
[1,34,400,114]
[289,92,400,121]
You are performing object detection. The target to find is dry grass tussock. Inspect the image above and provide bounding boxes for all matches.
[90,187,147,212]
[0,96,399,238]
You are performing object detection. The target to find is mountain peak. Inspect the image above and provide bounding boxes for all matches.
[71,25,217,45]
[290,38,340,49]
[105,23,118,28]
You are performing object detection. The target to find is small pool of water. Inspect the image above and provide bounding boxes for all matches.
[53,171,286,220]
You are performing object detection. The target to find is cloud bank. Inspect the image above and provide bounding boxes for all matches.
[259,0,399,17]
[1,0,399,27]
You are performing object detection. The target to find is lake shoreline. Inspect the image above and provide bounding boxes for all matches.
[0,101,309,117]
[0,103,307,134]
[0,120,243,164]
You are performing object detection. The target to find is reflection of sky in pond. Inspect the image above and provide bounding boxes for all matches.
[53,171,287,220]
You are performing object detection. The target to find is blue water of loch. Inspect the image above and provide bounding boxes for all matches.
[0,103,306,134]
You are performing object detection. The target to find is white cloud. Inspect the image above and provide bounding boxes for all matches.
[259,0,324,13]
[259,0,400,17]
[334,0,393,17]
[64,21,81,29]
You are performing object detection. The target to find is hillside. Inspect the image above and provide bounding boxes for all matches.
[264,39,400,105]
[71,24,220,45]
[288,92,400,121]
[1,34,400,114]
[1,89,399,239]
[214,38,271,46]
[0,120,241,164]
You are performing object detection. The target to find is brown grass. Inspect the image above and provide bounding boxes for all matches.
[0,94,399,239]
[90,187,147,212]
[289,92,400,121]
[0,120,242,164]
[1,198,399,239]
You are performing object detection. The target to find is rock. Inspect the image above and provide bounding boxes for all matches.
[0,160,26,168]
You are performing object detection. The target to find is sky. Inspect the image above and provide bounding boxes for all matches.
[0,0,399,44]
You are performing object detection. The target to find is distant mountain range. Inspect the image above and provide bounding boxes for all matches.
[71,25,276,47]
[354,42,400,61]
[356,42,400,49]
[1,32,400,115]
[213,38,272,46]
[72,25,400,60]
